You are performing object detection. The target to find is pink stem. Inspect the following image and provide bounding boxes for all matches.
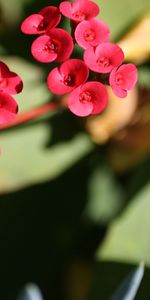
[0,101,59,130]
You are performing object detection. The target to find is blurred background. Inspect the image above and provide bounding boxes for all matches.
[0,0,150,299]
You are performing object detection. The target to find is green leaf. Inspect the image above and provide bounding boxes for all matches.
[98,0,150,40]
[84,164,123,223]
[97,182,150,266]
[0,57,94,193]
[138,65,150,88]
[111,263,144,300]
[0,0,31,25]
[1,57,50,111]
[0,126,93,193]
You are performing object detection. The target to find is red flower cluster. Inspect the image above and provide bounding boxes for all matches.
[21,6,73,63]
[0,61,23,125]
[21,0,138,117]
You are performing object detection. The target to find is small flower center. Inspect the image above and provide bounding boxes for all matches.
[44,40,58,53]
[79,91,92,103]
[72,10,86,21]
[63,74,74,86]
[0,77,7,89]
[116,74,123,85]
[83,29,96,42]
[96,57,110,68]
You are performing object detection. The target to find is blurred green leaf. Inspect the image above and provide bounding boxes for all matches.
[0,57,94,193]
[97,181,150,266]
[0,126,93,193]
[111,263,144,300]
[1,57,50,111]
[99,0,150,40]
[84,165,123,223]
[0,0,31,25]
[138,65,150,88]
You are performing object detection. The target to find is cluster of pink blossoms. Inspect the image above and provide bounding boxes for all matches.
[0,61,23,124]
[21,0,138,117]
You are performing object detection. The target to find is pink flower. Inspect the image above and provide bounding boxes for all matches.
[47,59,89,95]
[31,28,74,63]
[68,81,108,117]
[75,18,110,49]
[84,42,124,73]
[0,61,23,94]
[109,64,138,98]
[21,6,61,35]
[59,0,99,23]
[0,92,18,125]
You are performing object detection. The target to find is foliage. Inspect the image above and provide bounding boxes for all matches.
[0,0,150,299]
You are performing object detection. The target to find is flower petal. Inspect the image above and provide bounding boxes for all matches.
[59,1,73,19]
[0,62,23,94]
[47,28,74,62]
[68,81,108,117]
[39,6,61,30]
[116,64,138,90]
[6,73,23,94]
[0,92,18,125]
[21,6,61,35]
[75,18,110,49]
[71,0,100,20]
[90,82,108,114]
[109,64,138,98]
[68,85,93,117]
[111,84,127,98]
[47,59,89,95]
[60,0,99,22]
[84,43,124,73]
[60,59,89,86]
[0,61,9,74]
[31,35,57,63]
[84,47,98,71]
[47,67,74,95]
[21,14,44,34]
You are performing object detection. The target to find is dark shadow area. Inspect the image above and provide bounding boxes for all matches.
[88,261,150,300]
[0,152,107,300]
[45,110,85,147]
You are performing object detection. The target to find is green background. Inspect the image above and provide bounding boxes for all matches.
[0,0,150,299]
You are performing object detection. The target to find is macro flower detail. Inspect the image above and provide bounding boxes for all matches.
[0,61,23,125]
[75,18,110,49]
[0,61,23,94]
[31,28,74,63]
[47,59,89,95]
[0,92,18,125]
[20,0,138,120]
[109,64,138,98]
[59,0,100,23]
[21,6,61,35]
[84,42,124,73]
[68,81,108,117]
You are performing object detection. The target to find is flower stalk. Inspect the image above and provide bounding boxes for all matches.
[0,101,59,130]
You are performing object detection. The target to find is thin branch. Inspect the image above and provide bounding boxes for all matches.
[0,101,59,130]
